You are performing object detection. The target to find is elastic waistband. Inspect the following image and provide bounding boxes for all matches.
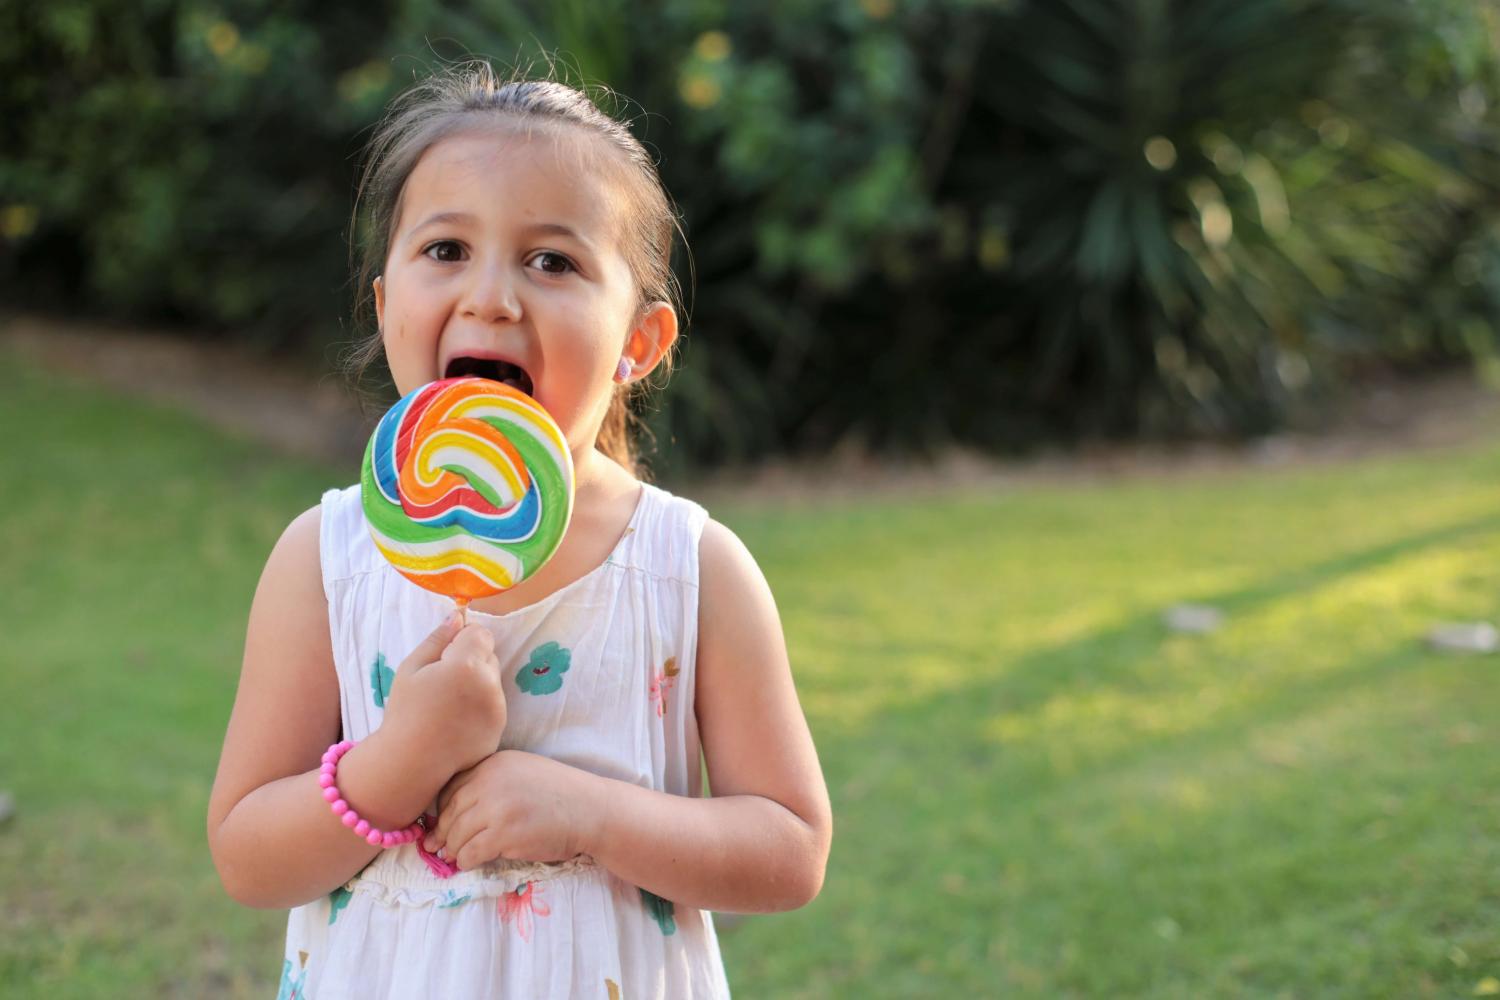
[343,848,601,907]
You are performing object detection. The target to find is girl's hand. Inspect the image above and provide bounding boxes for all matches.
[422,750,602,871]
[382,614,507,776]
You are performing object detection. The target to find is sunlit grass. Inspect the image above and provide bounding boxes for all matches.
[2,353,1497,997]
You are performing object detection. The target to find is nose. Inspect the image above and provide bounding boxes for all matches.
[458,259,521,324]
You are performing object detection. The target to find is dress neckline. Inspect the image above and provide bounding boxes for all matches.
[461,481,652,623]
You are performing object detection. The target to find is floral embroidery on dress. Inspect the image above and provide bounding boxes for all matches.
[327,886,352,925]
[370,653,393,708]
[497,881,551,940]
[640,888,677,935]
[276,950,309,999]
[438,889,473,908]
[516,641,571,696]
[648,656,679,718]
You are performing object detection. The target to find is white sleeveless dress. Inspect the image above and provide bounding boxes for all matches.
[276,480,733,999]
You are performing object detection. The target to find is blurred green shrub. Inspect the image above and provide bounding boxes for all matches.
[928,0,1500,443]
[1,0,1498,471]
[0,1,368,345]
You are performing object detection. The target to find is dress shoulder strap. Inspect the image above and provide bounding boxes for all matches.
[614,482,710,585]
[318,483,385,593]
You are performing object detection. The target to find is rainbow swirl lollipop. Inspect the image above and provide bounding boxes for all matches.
[360,377,575,605]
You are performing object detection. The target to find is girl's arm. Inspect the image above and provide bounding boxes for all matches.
[579,517,833,913]
[205,508,454,909]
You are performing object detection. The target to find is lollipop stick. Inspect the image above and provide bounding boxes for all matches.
[453,596,469,626]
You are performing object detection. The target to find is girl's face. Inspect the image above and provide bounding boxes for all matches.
[374,128,675,462]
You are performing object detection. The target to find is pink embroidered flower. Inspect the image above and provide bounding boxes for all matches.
[497,881,551,941]
[648,656,680,718]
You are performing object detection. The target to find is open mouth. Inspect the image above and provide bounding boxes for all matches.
[444,356,534,397]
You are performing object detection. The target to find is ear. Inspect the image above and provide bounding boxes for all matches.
[619,301,679,382]
[373,276,386,333]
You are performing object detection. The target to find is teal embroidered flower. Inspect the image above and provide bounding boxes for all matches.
[438,889,473,909]
[640,888,676,935]
[515,641,571,696]
[327,886,353,925]
[276,955,308,999]
[370,653,393,708]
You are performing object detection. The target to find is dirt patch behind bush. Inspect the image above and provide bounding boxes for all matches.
[6,313,1498,506]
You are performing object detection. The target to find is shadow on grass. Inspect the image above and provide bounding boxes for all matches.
[946,509,1499,747]
[765,510,1500,996]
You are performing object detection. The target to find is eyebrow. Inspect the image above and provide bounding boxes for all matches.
[407,211,477,235]
[406,212,596,251]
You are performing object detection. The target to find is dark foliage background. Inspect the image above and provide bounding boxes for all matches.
[3,0,1498,473]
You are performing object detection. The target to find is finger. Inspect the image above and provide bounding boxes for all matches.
[444,797,492,851]
[454,830,499,873]
[435,773,474,839]
[440,623,495,664]
[427,794,477,853]
[436,799,484,860]
[425,803,450,851]
[401,611,464,671]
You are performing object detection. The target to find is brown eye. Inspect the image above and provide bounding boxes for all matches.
[528,251,575,275]
[423,240,464,263]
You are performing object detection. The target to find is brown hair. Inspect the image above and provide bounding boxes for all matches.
[342,60,687,480]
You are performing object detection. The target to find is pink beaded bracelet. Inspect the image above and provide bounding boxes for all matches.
[319,739,426,848]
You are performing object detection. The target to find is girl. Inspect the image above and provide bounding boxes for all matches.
[206,62,832,999]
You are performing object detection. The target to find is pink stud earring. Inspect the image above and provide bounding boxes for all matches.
[614,357,632,383]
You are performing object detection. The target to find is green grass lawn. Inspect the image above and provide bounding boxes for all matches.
[2,354,1497,998]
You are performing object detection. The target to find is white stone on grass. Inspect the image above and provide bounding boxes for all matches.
[1426,622,1499,654]
[1164,604,1224,634]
